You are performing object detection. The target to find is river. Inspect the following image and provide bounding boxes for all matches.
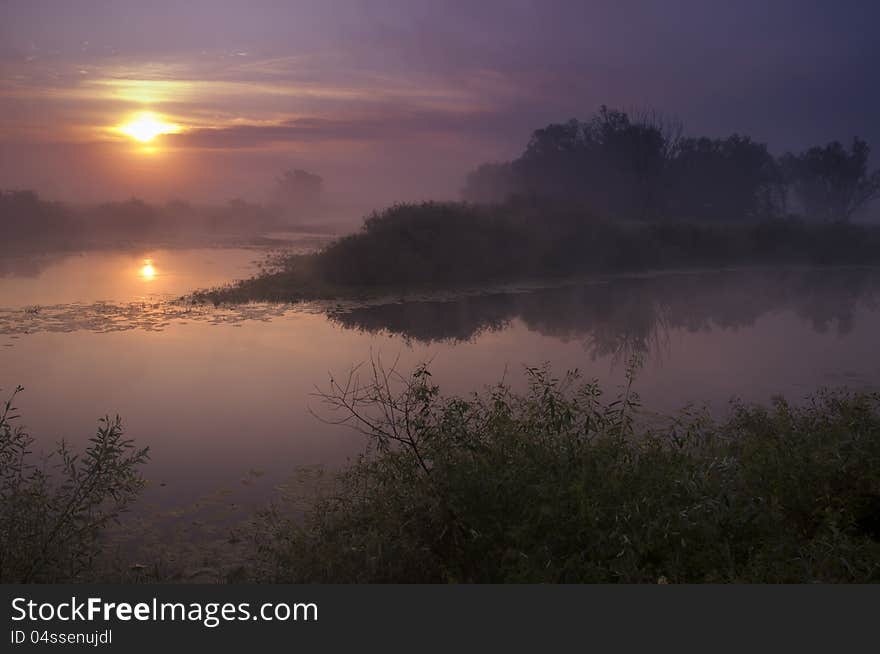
[2,246,879,532]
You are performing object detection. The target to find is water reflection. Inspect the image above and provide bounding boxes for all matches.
[0,252,66,279]
[0,248,263,307]
[328,268,880,361]
[3,268,879,357]
[3,265,879,513]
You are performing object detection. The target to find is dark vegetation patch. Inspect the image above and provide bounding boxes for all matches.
[195,202,880,303]
[244,361,880,583]
[4,364,880,583]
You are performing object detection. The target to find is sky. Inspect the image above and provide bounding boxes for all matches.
[1,0,878,212]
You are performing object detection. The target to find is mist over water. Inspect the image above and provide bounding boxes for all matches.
[2,246,879,515]
[4,1,880,584]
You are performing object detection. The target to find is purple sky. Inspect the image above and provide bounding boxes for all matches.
[1,0,877,212]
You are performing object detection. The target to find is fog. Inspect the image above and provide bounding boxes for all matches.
[2,1,880,209]
[5,0,880,587]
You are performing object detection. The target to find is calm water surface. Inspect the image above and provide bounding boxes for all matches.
[2,248,880,517]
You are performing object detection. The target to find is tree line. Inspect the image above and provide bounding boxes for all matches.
[0,190,291,252]
[462,106,880,223]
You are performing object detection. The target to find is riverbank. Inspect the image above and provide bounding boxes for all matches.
[192,202,880,304]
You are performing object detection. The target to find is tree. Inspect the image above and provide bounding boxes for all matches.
[589,107,673,220]
[274,169,323,215]
[92,197,159,238]
[781,139,880,222]
[461,162,515,203]
[0,190,74,248]
[505,108,677,219]
[666,135,783,222]
[513,118,588,204]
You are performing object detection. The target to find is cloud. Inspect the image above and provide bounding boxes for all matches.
[167,108,510,149]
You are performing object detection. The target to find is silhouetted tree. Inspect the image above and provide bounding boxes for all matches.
[461,162,515,203]
[666,135,784,222]
[0,190,74,249]
[274,169,323,215]
[91,197,159,238]
[781,139,880,222]
[462,107,690,220]
[1,189,300,253]
[502,107,678,219]
[513,118,588,204]
[589,107,674,220]
[461,106,805,223]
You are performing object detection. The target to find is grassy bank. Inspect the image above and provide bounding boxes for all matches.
[194,202,880,304]
[4,367,880,583]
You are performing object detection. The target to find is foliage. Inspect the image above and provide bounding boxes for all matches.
[463,106,879,225]
[462,106,783,222]
[667,135,784,221]
[315,202,530,286]
[0,387,149,582]
[196,202,880,303]
[246,361,880,583]
[781,138,880,222]
[465,107,682,221]
[3,369,879,584]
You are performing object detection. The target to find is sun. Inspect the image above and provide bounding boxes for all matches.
[140,259,156,280]
[117,112,181,143]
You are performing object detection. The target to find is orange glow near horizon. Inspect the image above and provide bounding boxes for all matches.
[117,112,181,143]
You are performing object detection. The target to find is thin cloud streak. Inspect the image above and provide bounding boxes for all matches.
[167,109,510,149]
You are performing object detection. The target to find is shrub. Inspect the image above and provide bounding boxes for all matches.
[246,361,880,583]
[0,387,149,582]
[196,202,880,304]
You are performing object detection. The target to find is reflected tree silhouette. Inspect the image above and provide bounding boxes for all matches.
[327,269,880,363]
[0,253,65,279]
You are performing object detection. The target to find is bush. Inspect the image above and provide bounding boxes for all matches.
[196,202,880,304]
[0,387,149,582]
[314,202,530,286]
[246,361,880,583]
